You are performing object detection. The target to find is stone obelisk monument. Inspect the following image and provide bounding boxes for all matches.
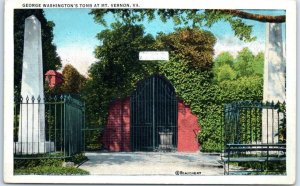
[262,23,286,144]
[15,15,53,154]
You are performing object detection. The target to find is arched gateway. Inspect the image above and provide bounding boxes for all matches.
[130,75,177,151]
[101,75,200,152]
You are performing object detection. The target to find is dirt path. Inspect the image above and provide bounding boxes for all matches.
[79,151,224,176]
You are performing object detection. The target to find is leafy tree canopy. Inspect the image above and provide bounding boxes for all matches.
[90,9,285,43]
[234,47,255,77]
[93,22,157,95]
[213,48,264,82]
[82,20,264,151]
[213,52,234,68]
[60,64,86,94]
[216,64,237,82]
[252,52,264,76]
[82,23,157,132]
[82,24,216,145]
[83,14,266,151]
[234,47,264,78]
[156,28,216,70]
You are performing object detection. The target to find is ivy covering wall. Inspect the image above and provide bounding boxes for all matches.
[82,24,263,152]
[159,59,263,152]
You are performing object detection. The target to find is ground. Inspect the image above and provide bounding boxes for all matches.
[79,151,224,176]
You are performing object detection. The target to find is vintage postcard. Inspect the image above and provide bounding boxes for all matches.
[3,0,296,184]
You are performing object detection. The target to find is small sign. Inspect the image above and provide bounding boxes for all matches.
[139,51,169,61]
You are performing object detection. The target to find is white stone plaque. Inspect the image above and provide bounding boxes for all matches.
[139,51,169,61]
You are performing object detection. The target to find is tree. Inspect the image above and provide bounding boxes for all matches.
[90,9,285,42]
[82,23,156,124]
[252,52,264,77]
[84,25,216,127]
[156,28,216,70]
[93,22,156,95]
[14,9,61,98]
[213,48,264,81]
[234,48,255,77]
[81,23,157,149]
[233,48,264,78]
[216,10,285,22]
[213,52,235,68]
[60,64,86,94]
[216,64,237,82]
[86,10,272,152]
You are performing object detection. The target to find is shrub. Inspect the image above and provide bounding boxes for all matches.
[14,166,89,175]
[14,153,89,175]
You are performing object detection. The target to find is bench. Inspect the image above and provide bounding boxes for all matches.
[222,144,286,175]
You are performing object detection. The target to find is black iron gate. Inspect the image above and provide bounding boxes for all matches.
[130,75,178,151]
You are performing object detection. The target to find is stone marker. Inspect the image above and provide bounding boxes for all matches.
[62,162,75,168]
[15,15,54,154]
[262,23,286,144]
[139,51,169,61]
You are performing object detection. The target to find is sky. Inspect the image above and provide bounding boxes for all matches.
[44,9,286,76]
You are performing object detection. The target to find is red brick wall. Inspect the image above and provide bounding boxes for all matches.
[122,98,131,151]
[177,100,201,152]
[102,98,200,152]
[101,97,131,151]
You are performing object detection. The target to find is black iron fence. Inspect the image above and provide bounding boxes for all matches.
[14,95,85,159]
[223,101,286,146]
[130,75,178,152]
[223,101,286,175]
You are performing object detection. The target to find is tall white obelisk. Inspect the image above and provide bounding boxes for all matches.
[15,15,52,154]
[262,23,286,144]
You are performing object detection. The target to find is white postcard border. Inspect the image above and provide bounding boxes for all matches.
[3,0,296,184]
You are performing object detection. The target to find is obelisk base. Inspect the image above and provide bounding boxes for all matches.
[14,141,55,154]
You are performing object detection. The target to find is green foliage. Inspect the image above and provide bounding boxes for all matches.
[276,103,286,143]
[14,166,89,175]
[232,161,286,175]
[160,58,263,152]
[82,23,157,147]
[44,80,60,96]
[158,57,263,152]
[233,48,264,78]
[156,28,216,70]
[65,153,88,164]
[202,10,256,42]
[213,52,236,82]
[84,129,103,151]
[218,76,263,101]
[14,157,63,169]
[234,48,255,77]
[213,48,264,82]
[14,153,89,175]
[60,64,87,94]
[90,9,257,42]
[215,64,237,82]
[14,9,61,98]
[214,52,235,68]
[83,21,263,152]
[252,52,264,76]
[200,78,263,152]
[92,22,156,96]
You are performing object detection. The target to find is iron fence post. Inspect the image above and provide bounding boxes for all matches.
[63,95,66,158]
[83,102,86,153]
[152,76,155,150]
